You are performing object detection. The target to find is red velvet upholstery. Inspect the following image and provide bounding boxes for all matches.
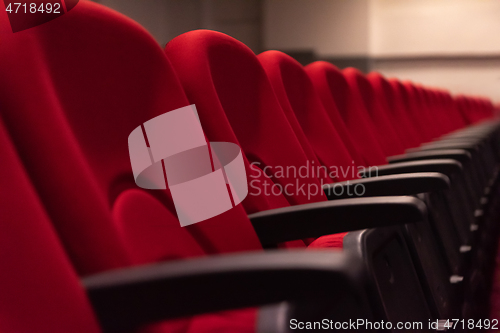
[388,79,426,146]
[366,73,419,149]
[2,1,496,327]
[165,30,347,247]
[433,89,460,134]
[0,0,263,265]
[400,82,435,143]
[456,95,494,125]
[0,119,101,332]
[252,54,335,183]
[439,89,471,133]
[425,89,449,136]
[305,61,387,166]
[441,90,468,131]
[0,3,260,332]
[165,31,327,206]
[295,62,366,166]
[412,85,444,139]
[0,123,254,333]
[458,96,477,124]
[343,68,405,157]
[258,51,357,181]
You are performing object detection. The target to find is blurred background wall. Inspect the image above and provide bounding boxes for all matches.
[92,0,500,103]
[263,0,370,70]
[94,0,262,52]
[370,0,500,103]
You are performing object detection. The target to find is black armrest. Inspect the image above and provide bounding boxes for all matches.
[387,149,471,165]
[248,196,426,246]
[323,172,449,200]
[444,133,490,141]
[444,123,499,139]
[83,250,366,332]
[359,159,463,178]
[422,137,482,146]
[425,138,485,147]
[406,141,480,154]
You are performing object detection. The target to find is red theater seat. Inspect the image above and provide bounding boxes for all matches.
[305,62,387,166]
[366,72,421,149]
[0,2,429,330]
[343,68,405,157]
[256,50,495,318]
[165,29,461,321]
[258,50,363,175]
[1,0,499,327]
[0,118,101,333]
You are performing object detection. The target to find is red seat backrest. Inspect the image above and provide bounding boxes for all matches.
[0,1,262,274]
[454,95,473,126]
[165,30,327,206]
[0,119,101,332]
[305,61,387,166]
[388,79,426,146]
[165,30,352,248]
[1,6,268,331]
[412,85,443,139]
[368,73,423,149]
[344,68,405,157]
[258,50,358,181]
[400,81,435,143]
[441,90,468,131]
[255,52,334,184]
[367,73,415,149]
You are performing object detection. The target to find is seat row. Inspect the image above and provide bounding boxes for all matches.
[0,2,499,332]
